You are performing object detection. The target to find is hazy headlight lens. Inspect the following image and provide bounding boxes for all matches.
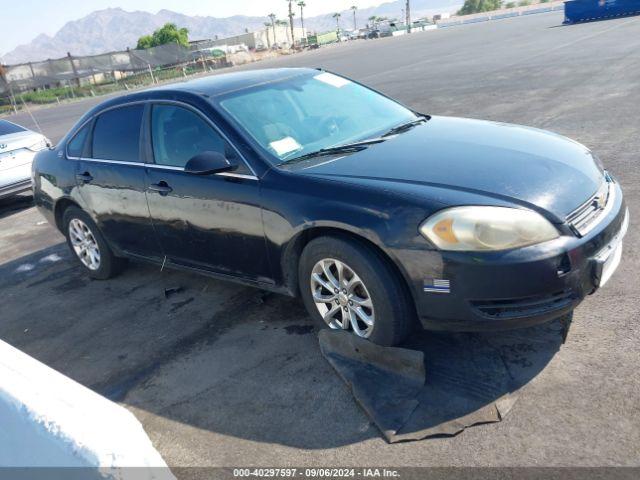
[420,206,559,251]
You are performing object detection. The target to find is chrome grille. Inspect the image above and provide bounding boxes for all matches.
[567,179,611,237]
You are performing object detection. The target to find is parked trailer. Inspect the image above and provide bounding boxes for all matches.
[307,31,339,48]
[564,0,640,24]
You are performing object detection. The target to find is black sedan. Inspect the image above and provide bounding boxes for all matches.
[33,68,628,346]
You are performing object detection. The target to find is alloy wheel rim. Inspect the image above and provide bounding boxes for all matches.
[310,258,375,338]
[68,218,101,271]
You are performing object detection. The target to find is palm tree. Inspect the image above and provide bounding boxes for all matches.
[333,12,341,39]
[368,15,378,28]
[351,5,358,30]
[268,13,276,46]
[275,19,290,44]
[264,22,272,48]
[405,0,411,33]
[298,1,307,37]
[287,0,295,45]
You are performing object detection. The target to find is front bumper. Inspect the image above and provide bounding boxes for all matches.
[399,183,628,332]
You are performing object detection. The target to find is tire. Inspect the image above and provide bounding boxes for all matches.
[62,206,125,280]
[298,235,415,346]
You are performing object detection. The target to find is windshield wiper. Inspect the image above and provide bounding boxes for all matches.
[279,137,386,165]
[382,115,429,138]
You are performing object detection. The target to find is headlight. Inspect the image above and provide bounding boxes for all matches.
[420,206,559,251]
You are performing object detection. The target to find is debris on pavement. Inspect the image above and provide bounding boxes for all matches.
[163,286,184,299]
[319,320,565,443]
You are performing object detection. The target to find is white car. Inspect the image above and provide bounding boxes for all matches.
[0,119,50,199]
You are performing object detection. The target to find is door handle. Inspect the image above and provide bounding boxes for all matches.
[76,172,93,183]
[148,182,173,196]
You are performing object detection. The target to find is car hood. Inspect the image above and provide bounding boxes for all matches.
[293,116,604,220]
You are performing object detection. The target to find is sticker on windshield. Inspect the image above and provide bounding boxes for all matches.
[314,72,351,88]
[270,136,302,156]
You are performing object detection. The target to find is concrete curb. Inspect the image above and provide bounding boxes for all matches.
[438,1,565,28]
[0,339,174,479]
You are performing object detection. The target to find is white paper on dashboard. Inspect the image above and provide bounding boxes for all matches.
[270,136,302,156]
[314,72,351,88]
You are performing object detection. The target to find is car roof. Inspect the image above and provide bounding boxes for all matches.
[152,67,315,98]
[66,68,321,140]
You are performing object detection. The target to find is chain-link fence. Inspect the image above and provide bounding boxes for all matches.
[0,42,235,113]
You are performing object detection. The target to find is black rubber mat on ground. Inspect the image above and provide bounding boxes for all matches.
[319,318,566,442]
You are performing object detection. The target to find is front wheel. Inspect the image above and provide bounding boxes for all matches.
[298,236,415,346]
[63,206,124,280]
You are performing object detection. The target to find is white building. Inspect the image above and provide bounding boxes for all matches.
[209,26,307,50]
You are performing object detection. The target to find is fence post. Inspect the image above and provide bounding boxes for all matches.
[147,64,156,84]
[108,52,118,86]
[46,58,56,87]
[0,64,19,113]
[67,79,75,98]
[67,52,81,88]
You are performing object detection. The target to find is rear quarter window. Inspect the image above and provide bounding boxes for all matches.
[66,122,91,158]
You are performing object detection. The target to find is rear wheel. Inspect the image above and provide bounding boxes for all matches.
[63,206,124,280]
[299,236,414,346]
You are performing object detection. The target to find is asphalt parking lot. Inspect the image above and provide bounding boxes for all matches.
[1,10,639,469]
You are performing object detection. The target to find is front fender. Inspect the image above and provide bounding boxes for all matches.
[260,169,436,298]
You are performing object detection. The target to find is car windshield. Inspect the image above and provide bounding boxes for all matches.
[217,72,418,165]
[0,120,26,136]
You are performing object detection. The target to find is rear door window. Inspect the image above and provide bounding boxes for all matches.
[92,105,144,162]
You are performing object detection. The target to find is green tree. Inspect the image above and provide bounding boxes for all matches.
[458,0,503,15]
[136,35,154,49]
[136,23,189,49]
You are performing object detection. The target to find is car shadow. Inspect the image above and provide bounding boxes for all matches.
[0,194,34,221]
[0,244,563,450]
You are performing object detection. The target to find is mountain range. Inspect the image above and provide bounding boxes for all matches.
[3,0,461,65]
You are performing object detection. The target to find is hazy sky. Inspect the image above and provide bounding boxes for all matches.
[0,0,384,55]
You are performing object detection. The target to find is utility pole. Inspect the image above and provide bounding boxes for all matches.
[287,0,295,47]
[406,0,411,34]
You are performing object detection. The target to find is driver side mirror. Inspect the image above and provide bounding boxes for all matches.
[184,151,237,175]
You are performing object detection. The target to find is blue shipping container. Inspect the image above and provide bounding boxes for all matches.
[564,0,640,24]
